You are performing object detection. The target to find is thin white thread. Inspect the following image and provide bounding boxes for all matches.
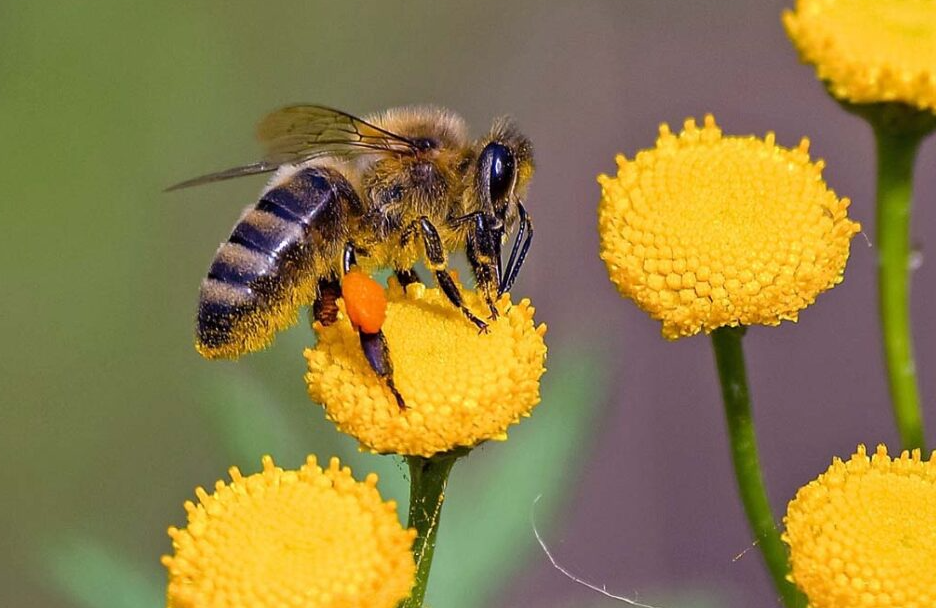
[731,540,758,563]
[531,495,664,608]
[414,479,446,573]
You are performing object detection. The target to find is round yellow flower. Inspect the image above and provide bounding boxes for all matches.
[784,444,936,608]
[304,280,547,457]
[784,0,936,113]
[597,115,860,339]
[162,455,416,608]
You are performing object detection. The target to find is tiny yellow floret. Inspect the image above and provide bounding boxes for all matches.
[162,455,416,608]
[304,280,547,457]
[784,444,936,608]
[598,114,860,339]
[784,0,936,112]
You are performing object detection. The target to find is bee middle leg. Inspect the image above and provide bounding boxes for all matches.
[395,267,421,288]
[415,217,488,332]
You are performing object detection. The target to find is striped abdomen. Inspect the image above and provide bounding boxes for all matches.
[196,166,358,358]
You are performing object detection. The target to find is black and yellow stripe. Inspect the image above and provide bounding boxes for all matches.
[196,166,359,358]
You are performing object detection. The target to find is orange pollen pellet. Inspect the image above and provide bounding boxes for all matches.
[342,271,387,334]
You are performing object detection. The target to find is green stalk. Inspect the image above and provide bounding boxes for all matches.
[400,453,458,608]
[873,124,927,452]
[711,327,806,608]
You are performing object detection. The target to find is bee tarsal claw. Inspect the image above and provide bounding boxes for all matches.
[386,379,407,411]
[358,329,408,411]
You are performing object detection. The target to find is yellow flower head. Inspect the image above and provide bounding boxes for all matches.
[162,455,416,608]
[597,115,860,340]
[784,0,936,113]
[784,444,936,608]
[304,280,547,457]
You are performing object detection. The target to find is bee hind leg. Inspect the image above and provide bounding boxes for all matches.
[338,252,406,410]
[312,277,342,326]
[359,330,406,410]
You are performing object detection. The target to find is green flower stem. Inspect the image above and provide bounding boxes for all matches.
[873,124,927,452]
[401,453,458,608]
[711,327,806,608]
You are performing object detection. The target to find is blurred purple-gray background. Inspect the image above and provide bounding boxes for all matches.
[3,1,934,607]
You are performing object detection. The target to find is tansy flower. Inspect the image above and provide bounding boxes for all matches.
[783,444,936,608]
[784,0,936,113]
[597,115,860,339]
[304,279,547,458]
[162,455,416,608]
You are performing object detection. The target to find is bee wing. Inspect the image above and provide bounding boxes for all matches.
[164,161,279,192]
[256,104,418,163]
[166,105,417,192]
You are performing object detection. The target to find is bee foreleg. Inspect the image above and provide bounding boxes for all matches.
[359,330,406,410]
[465,213,502,320]
[417,217,488,332]
[312,277,342,326]
[500,203,533,295]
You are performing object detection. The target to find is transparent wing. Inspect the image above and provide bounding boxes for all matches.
[165,162,278,191]
[256,104,418,163]
[166,105,417,192]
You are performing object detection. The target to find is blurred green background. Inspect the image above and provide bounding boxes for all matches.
[3,1,933,607]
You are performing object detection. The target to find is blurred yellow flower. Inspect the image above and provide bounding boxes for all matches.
[304,280,547,457]
[784,444,936,608]
[784,0,936,113]
[163,455,415,608]
[597,115,860,339]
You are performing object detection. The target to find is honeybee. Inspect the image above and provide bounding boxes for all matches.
[168,105,534,407]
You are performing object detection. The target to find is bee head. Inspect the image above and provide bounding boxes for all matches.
[476,118,534,226]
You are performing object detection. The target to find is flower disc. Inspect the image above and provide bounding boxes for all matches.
[784,0,936,112]
[304,280,547,457]
[598,114,860,339]
[163,456,415,608]
[784,444,936,607]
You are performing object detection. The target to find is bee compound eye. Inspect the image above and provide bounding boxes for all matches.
[485,143,515,203]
